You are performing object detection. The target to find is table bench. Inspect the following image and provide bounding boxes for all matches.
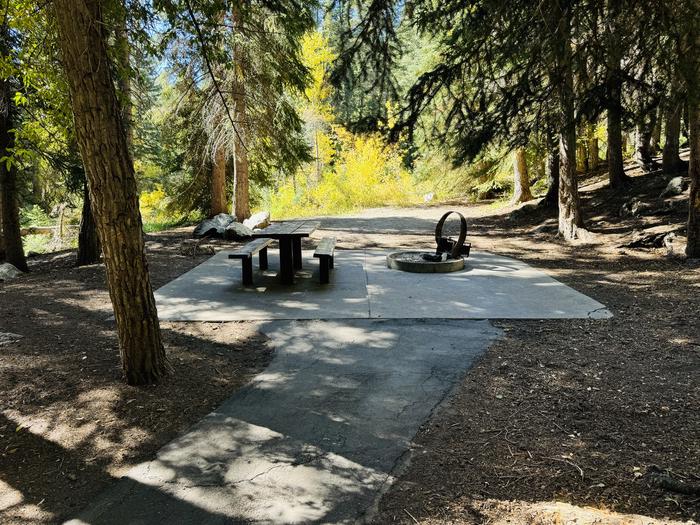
[314,237,336,284]
[251,221,320,284]
[228,238,273,286]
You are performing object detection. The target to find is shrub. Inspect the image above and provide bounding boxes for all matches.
[266,129,420,218]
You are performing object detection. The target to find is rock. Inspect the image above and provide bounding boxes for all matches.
[0,263,23,281]
[242,211,270,230]
[620,229,683,249]
[224,222,254,240]
[662,232,687,257]
[0,332,22,346]
[193,213,235,238]
[659,176,689,199]
[619,198,674,218]
[620,198,645,217]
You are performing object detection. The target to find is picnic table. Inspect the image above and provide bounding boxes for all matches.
[251,221,321,284]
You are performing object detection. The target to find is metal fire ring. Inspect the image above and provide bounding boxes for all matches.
[434,211,468,259]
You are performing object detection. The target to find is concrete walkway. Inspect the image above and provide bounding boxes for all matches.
[74,225,612,523]
[154,250,611,321]
[69,319,500,524]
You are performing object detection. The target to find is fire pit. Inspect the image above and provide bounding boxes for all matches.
[387,211,471,273]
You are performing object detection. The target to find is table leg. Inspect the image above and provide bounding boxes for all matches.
[292,238,302,270]
[279,238,294,285]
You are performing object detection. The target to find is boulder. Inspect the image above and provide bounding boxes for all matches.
[193,213,235,238]
[0,263,23,281]
[659,176,689,199]
[619,198,673,218]
[620,229,683,249]
[224,222,254,240]
[243,211,270,230]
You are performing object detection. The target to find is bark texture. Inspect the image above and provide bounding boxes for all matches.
[76,180,101,266]
[606,0,630,189]
[682,8,700,257]
[650,108,662,154]
[688,99,700,257]
[634,118,655,168]
[231,9,251,222]
[551,1,584,239]
[0,36,27,272]
[54,0,168,384]
[210,147,228,216]
[512,148,533,203]
[115,12,133,153]
[662,100,685,173]
[0,161,26,272]
[232,78,251,221]
[607,103,628,188]
[0,188,5,261]
[541,144,560,209]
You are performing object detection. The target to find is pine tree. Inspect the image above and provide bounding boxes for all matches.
[53,0,168,385]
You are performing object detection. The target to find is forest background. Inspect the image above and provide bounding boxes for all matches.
[8,0,693,257]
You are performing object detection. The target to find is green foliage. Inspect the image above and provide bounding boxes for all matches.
[265,129,419,217]
[22,234,51,254]
[139,185,202,231]
[19,205,52,227]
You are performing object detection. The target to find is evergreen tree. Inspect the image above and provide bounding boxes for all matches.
[53,0,168,385]
[158,0,314,220]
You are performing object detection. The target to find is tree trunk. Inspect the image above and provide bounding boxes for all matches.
[551,1,584,240]
[541,141,560,209]
[76,179,101,266]
[662,99,684,173]
[608,102,628,188]
[210,147,228,216]
[688,98,700,257]
[115,10,133,153]
[53,0,168,385]
[588,124,599,170]
[0,162,27,272]
[512,148,533,203]
[0,187,5,261]
[577,140,588,172]
[231,9,251,222]
[232,77,251,221]
[606,0,630,189]
[683,18,700,257]
[650,107,662,154]
[634,120,655,168]
[0,30,28,272]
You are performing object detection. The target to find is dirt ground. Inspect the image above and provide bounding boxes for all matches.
[1,160,699,524]
[0,232,272,524]
[372,167,700,524]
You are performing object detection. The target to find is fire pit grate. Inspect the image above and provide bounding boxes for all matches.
[387,211,470,273]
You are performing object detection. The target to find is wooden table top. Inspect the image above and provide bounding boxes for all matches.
[250,220,321,239]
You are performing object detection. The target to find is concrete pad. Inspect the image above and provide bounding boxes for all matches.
[155,250,611,321]
[68,319,500,524]
[365,251,612,319]
[154,250,370,321]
